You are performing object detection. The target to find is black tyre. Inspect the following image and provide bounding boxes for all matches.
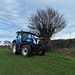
[21,45,31,57]
[12,42,18,54]
[36,45,45,55]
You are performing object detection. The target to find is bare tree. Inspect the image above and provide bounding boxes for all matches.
[28,7,67,40]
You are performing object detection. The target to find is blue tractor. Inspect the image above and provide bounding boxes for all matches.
[12,30,45,57]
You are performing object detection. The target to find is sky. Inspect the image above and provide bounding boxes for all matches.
[0,0,75,42]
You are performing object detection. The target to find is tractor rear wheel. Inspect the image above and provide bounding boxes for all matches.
[36,45,45,55]
[12,42,18,54]
[21,45,31,57]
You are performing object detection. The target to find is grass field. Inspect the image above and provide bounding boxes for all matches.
[0,49,75,75]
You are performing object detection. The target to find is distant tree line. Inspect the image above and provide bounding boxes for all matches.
[3,41,11,46]
[0,40,11,46]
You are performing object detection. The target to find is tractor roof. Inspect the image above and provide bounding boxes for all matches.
[16,30,40,37]
[16,30,32,34]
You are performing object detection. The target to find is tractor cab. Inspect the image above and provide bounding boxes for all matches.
[16,30,38,45]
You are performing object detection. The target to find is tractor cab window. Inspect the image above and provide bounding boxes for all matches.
[18,33,22,43]
[23,33,32,41]
[28,34,32,37]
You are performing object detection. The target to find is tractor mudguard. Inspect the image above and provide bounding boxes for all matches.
[13,39,20,44]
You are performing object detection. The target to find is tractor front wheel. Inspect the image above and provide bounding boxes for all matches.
[12,42,18,54]
[21,45,31,57]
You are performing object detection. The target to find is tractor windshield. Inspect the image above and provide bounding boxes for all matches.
[23,33,32,39]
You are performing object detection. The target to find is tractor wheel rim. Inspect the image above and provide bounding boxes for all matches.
[38,48,42,54]
[13,45,16,53]
[23,48,28,55]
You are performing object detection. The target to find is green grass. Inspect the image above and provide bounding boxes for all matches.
[0,49,75,75]
[53,48,75,57]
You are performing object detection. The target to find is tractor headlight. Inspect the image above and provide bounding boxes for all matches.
[33,39,40,44]
[33,39,36,44]
[28,40,30,42]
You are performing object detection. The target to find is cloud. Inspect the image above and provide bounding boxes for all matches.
[52,24,75,40]
[0,0,29,41]
[0,0,29,27]
[52,32,75,40]
[0,0,35,41]
[0,0,75,41]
